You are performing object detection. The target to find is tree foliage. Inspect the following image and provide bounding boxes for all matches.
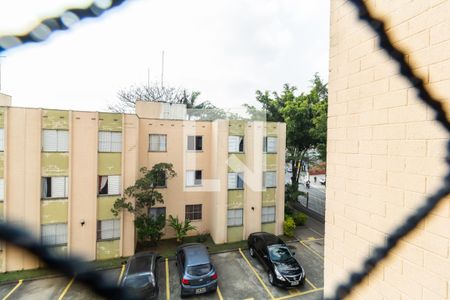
[167,215,197,243]
[246,73,328,187]
[112,163,176,244]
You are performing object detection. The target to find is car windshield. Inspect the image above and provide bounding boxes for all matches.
[268,246,292,262]
[187,263,212,276]
[123,274,153,289]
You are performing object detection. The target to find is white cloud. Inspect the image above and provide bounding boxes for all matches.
[0,0,330,111]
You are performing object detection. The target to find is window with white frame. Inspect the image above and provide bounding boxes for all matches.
[185,170,202,186]
[227,209,243,226]
[262,206,276,223]
[0,179,4,201]
[0,128,4,151]
[187,136,203,151]
[42,177,69,198]
[42,129,69,152]
[149,134,167,152]
[41,223,67,246]
[98,175,121,195]
[263,136,277,153]
[97,219,120,241]
[228,136,244,153]
[263,171,277,188]
[228,172,244,189]
[98,131,122,152]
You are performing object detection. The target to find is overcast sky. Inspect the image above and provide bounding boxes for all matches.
[0,0,329,112]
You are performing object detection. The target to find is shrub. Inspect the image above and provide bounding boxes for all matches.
[283,216,296,237]
[167,215,197,243]
[292,212,308,226]
[196,232,209,243]
[284,205,293,216]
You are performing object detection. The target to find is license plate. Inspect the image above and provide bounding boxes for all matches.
[291,281,299,286]
[195,288,207,294]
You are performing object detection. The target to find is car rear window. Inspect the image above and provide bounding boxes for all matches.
[123,275,152,289]
[187,263,211,276]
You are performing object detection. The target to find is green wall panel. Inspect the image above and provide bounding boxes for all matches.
[98,153,122,175]
[265,122,278,136]
[0,153,4,178]
[42,153,69,176]
[264,154,277,171]
[0,107,5,128]
[229,120,246,136]
[42,110,69,129]
[227,226,243,243]
[227,190,244,209]
[262,188,276,207]
[261,222,275,234]
[228,154,246,172]
[98,113,122,132]
[97,240,120,260]
[41,200,68,224]
[98,196,120,220]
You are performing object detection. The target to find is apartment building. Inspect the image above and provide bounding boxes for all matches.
[326,1,450,299]
[0,97,285,272]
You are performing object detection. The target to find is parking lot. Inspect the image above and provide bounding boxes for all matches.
[0,219,324,300]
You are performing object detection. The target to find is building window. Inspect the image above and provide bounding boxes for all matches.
[98,131,122,152]
[97,219,120,241]
[154,170,167,188]
[263,136,277,153]
[186,170,202,186]
[262,206,276,223]
[149,134,167,152]
[42,177,69,198]
[227,209,243,227]
[187,136,203,151]
[228,172,244,189]
[98,175,121,195]
[149,207,166,219]
[42,129,69,152]
[263,171,277,188]
[41,223,67,246]
[0,128,4,152]
[228,136,244,153]
[185,204,202,221]
[0,179,4,201]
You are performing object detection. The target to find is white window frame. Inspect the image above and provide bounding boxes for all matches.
[42,176,69,199]
[228,172,244,189]
[263,136,278,153]
[42,129,69,152]
[98,131,122,152]
[97,219,120,241]
[187,135,203,151]
[41,223,68,246]
[263,171,277,188]
[185,170,202,187]
[227,209,243,227]
[228,136,244,153]
[262,206,276,223]
[149,134,167,152]
[98,175,121,195]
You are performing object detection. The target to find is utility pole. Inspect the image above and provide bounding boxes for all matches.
[161,50,164,89]
[0,55,5,92]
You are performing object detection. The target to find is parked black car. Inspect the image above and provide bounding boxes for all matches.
[120,251,161,299]
[248,232,305,288]
[176,243,218,297]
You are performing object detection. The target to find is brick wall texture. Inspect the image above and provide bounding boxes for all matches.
[326,1,450,299]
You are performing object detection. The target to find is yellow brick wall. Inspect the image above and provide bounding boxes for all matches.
[326,1,450,299]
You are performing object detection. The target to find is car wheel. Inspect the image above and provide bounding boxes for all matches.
[249,247,255,257]
[268,271,275,285]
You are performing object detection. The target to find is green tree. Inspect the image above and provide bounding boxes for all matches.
[111,163,176,245]
[167,215,197,243]
[246,73,328,189]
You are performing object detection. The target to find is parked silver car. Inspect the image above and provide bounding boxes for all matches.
[175,243,218,297]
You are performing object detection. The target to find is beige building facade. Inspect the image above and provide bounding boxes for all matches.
[326,1,450,299]
[0,99,285,272]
